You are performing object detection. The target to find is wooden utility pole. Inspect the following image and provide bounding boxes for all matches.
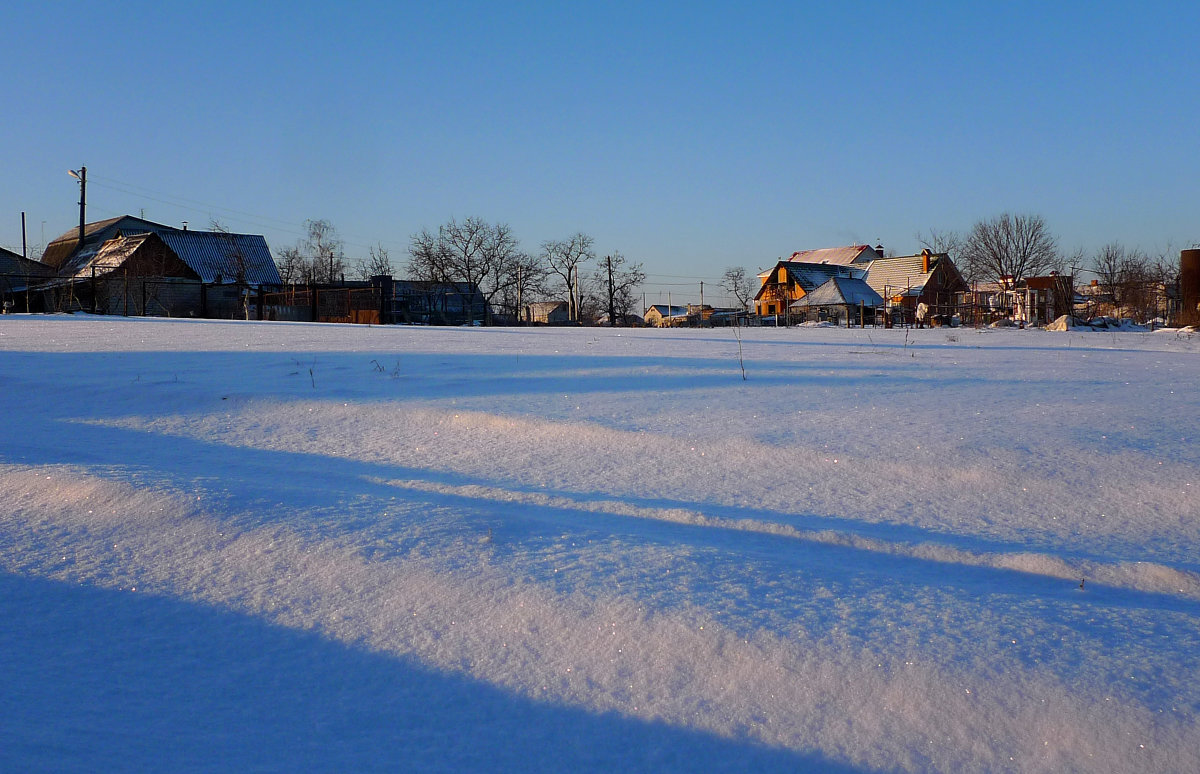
[68,166,87,248]
[605,254,616,326]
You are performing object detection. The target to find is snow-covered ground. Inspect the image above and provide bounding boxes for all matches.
[1,315,1197,773]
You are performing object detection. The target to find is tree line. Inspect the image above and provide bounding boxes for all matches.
[916,213,1181,321]
[274,217,645,325]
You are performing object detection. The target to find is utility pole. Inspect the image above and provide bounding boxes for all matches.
[21,212,27,259]
[68,166,86,247]
[699,280,705,327]
[605,254,616,327]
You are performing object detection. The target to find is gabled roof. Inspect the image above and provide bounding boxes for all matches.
[754,261,865,301]
[786,245,882,266]
[790,276,884,308]
[645,304,688,316]
[60,232,201,281]
[62,232,158,278]
[1,246,54,278]
[527,300,568,313]
[41,215,168,269]
[41,215,280,285]
[857,253,941,298]
[157,231,280,285]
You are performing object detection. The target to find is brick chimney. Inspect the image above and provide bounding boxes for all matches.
[921,249,931,273]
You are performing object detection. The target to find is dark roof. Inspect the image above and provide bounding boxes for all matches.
[41,215,167,269]
[1,246,54,277]
[158,231,280,284]
[40,215,280,285]
[60,232,199,281]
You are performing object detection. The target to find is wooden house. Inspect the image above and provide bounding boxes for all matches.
[753,261,865,317]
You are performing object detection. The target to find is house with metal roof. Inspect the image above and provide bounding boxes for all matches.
[855,249,968,324]
[753,260,866,317]
[789,276,885,326]
[41,215,280,286]
[644,304,689,327]
[784,244,884,267]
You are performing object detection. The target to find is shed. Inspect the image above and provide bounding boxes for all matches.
[790,276,884,326]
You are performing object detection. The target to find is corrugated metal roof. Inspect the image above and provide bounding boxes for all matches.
[858,255,936,298]
[646,304,688,316]
[157,231,280,285]
[65,232,159,278]
[787,245,880,266]
[41,216,166,269]
[791,276,884,308]
[41,216,280,286]
[786,262,864,290]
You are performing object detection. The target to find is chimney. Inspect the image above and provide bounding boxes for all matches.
[182,221,189,231]
[875,243,884,258]
[921,248,931,273]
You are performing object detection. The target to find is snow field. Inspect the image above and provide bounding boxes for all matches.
[1,464,1192,773]
[2,316,1198,771]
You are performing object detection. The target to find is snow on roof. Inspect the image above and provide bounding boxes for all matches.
[787,245,880,266]
[858,254,937,298]
[646,304,688,316]
[790,276,884,308]
[63,232,163,279]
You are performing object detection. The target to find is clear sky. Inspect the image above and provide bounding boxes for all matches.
[3,1,1197,305]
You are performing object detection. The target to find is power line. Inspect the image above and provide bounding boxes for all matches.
[85,174,393,252]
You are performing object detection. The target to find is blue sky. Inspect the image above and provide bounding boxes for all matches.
[3,1,1197,304]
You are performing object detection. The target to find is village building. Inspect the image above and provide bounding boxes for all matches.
[643,304,689,327]
[790,276,884,326]
[0,246,54,313]
[754,245,967,325]
[522,300,571,325]
[34,216,281,317]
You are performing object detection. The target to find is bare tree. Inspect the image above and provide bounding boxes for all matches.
[1092,243,1164,321]
[300,219,346,283]
[541,233,595,322]
[356,242,395,280]
[720,266,756,311]
[406,217,524,324]
[276,245,304,285]
[494,249,549,322]
[916,228,970,279]
[961,213,1061,287]
[280,219,346,284]
[594,252,646,326]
